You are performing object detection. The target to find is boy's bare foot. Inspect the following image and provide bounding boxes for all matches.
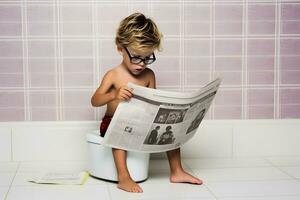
[170,169,203,185]
[117,175,143,193]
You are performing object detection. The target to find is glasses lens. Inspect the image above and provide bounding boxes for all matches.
[131,57,143,64]
[145,58,155,64]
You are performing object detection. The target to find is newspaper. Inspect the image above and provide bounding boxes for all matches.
[102,78,221,153]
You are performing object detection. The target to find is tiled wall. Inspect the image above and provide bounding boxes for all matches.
[0,0,300,121]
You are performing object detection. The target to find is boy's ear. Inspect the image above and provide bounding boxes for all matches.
[117,46,123,55]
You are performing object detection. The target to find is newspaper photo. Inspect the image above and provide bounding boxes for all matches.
[102,78,221,153]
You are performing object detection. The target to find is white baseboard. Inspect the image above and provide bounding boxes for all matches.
[0,120,300,161]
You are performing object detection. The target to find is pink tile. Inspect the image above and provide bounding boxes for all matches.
[157,21,180,36]
[0,58,23,73]
[248,89,274,105]
[215,56,242,71]
[0,41,22,57]
[62,22,93,36]
[30,73,56,88]
[0,73,24,87]
[247,39,275,56]
[63,107,94,120]
[215,39,242,56]
[29,91,57,107]
[63,72,94,87]
[27,4,54,22]
[248,105,274,119]
[184,57,210,71]
[63,40,93,57]
[0,92,24,107]
[0,5,21,22]
[280,105,300,118]
[99,58,121,72]
[215,4,243,21]
[28,22,55,36]
[215,21,242,35]
[156,71,180,87]
[152,57,180,72]
[280,88,300,104]
[281,4,300,20]
[281,21,300,34]
[280,56,300,70]
[248,21,275,35]
[63,58,94,73]
[31,108,57,121]
[184,39,211,57]
[97,4,128,22]
[0,22,22,36]
[63,90,93,107]
[61,4,92,22]
[214,71,242,85]
[281,39,300,55]
[247,56,274,71]
[0,108,24,121]
[29,58,56,73]
[28,40,55,58]
[214,89,242,106]
[214,105,242,119]
[184,22,211,36]
[185,71,210,86]
[248,4,275,20]
[184,4,210,21]
[248,71,274,85]
[281,71,300,84]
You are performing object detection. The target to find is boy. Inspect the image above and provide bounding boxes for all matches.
[91,12,202,193]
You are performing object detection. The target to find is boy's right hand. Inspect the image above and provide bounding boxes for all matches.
[114,86,134,101]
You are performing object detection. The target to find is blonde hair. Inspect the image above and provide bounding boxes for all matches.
[115,12,163,51]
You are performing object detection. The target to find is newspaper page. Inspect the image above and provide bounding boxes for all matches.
[102,78,221,153]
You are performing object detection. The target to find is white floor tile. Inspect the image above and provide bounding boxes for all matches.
[6,185,110,200]
[149,159,189,173]
[12,172,107,186]
[184,158,272,169]
[266,157,300,166]
[193,167,292,182]
[219,196,300,200]
[206,180,300,198]
[278,166,300,179]
[108,183,215,200]
[17,161,87,173]
[0,172,15,187]
[0,162,19,172]
[0,187,9,200]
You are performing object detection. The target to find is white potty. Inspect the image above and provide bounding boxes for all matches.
[86,131,150,182]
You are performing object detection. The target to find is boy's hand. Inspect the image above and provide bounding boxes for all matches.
[114,86,134,101]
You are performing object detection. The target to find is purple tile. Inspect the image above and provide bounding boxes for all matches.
[248,71,274,85]
[63,58,94,73]
[29,58,56,73]
[281,4,300,20]
[0,41,22,57]
[248,4,275,20]
[27,5,54,22]
[61,4,92,22]
[30,73,56,88]
[63,40,93,58]
[215,21,242,35]
[31,108,57,121]
[184,22,211,36]
[214,105,242,119]
[215,4,243,21]
[0,58,23,73]
[248,89,274,105]
[156,71,180,87]
[29,91,57,107]
[184,57,210,71]
[247,39,275,56]
[28,40,56,58]
[215,39,242,56]
[247,56,274,71]
[0,91,24,107]
[185,71,210,86]
[281,21,300,34]
[63,72,94,87]
[214,89,242,106]
[0,5,21,22]
[0,22,22,36]
[153,57,180,72]
[281,71,300,84]
[63,107,94,120]
[248,21,275,35]
[215,56,242,71]
[184,39,211,57]
[248,105,274,119]
[0,74,24,87]
[280,56,300,70]
[214,71,242,86]
[184,4,210,21]
[280,88,300,104]
[281,39,300,55]
[28,22,55,36]
[280,105,300,119]
[63,90,94,107]
[0,108,24,121]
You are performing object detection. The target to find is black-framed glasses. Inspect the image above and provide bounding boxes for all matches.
[124,47,156,65]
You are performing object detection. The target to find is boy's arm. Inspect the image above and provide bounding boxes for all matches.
[91,70,116,107]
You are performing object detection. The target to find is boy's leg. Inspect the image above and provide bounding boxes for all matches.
[166,148,203,185]
[112,148,143,193]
